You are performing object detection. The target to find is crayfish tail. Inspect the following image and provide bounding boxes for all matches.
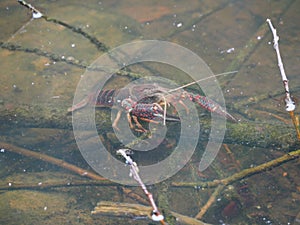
[68,93,94,112]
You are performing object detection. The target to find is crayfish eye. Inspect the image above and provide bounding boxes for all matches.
[152,104,161,111]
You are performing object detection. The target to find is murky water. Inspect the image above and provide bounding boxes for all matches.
[0,0,300,224]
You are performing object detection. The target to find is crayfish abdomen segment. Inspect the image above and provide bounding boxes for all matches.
[95,89,116,107]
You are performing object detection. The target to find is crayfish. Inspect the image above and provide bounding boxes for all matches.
[68,83,237,132]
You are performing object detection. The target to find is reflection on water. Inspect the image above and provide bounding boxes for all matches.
[0,0,300,224]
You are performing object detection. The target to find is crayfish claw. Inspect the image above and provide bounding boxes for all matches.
[178,100,190,114]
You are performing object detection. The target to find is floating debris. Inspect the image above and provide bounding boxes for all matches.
[176,22,183,28]
[220,47,235,54]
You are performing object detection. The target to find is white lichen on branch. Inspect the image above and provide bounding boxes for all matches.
[266,18,295,112]
[116,149,165,224]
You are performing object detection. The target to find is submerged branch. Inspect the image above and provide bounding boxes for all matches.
[1,143,299,222]
[171,148,300,188]
[0,179,118,191]
[0,103,298,149]
[0,141,107,181]
[0,141,149,205]
[195,185,225,220]
[266,18,300,140]
[92,201,211,225]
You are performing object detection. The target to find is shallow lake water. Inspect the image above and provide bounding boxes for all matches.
[0,0,300,224]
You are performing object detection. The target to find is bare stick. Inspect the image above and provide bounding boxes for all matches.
[171,148,300,188]
[0,179,118,191]
[117,149,166,224]
[18,0,43,18]
[289,110,300,139]
[266,19,295,112]
[266,19,300,139]
[195,184,224,220]
[0,141,149,205]
[92,201,211,225]
[0,141,107,180]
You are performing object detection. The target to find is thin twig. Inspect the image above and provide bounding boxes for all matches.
[0,141,149,205]
[0,141,107,181]
[289,111,300,139]
[195,184,225,220]
[2,145,299,222]
[0,179,117,191]
[254,109,291,125]
[117,149,166,224]
[222,143,241,170]
[266,18,300,140]
[171,149,300,188]
[266,19,295,112]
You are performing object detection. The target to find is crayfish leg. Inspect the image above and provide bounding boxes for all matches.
[139,117,160,124]
[132,116,148,132]
[178,100,190,114]
[126,113,135,129]
[112,110,122,131]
